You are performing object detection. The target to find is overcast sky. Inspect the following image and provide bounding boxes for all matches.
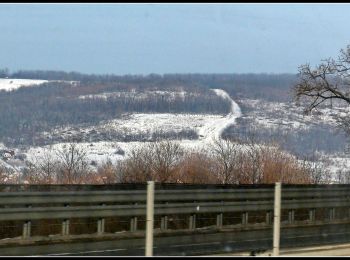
[1,3,350,75]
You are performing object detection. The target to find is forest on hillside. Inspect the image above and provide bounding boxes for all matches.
[0,71,297,146]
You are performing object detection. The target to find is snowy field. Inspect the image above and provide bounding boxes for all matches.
[40,113,222,142]
[239,98,350,130]
[0,78,48,91]
[26,88,242,164]
[0,78,79,92]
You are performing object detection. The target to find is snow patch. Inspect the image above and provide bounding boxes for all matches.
[0,78,48,91]
[198,89,241,142]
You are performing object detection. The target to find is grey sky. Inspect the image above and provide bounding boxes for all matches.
[1,3,350,75]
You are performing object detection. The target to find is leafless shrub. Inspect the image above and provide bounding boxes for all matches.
[335,169,350,184]
[118,140,184,183]
[55,143,91,184]
[177,151,218,184]
[0,166,17,184]
[96,158,119,184]
[117,145,153,183]
[209,138,240,184]
[18,139,326,185]
[24,146,59,184]
[147,140,184,183]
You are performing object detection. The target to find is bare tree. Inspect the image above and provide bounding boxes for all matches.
[293,44,350,139]
[55,143,90,184]
[298,158,332,184]
[29,146,59,184]
[0,166,16,184]
[147,140,184,183]
[293,46,350,183]
[178,151,218,184]
[117,145,153,183]
[237,133,266,184]
[209,138,240,184]
[335,169,350,184]
[294,45,350,113]
[118,140,184,183]
[96,158,119,184]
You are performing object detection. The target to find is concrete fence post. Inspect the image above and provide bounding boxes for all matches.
[273,182,281,256]
[145,181,155,257]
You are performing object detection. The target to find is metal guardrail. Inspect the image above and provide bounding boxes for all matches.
[1,186,350,205]
[0,184,349,244]
[0,198,348,221]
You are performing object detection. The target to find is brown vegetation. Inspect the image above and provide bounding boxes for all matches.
[5,139,332,185]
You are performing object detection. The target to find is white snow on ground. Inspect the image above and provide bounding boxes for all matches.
[198,89,242,143]
[0,78,48,91]
[0,78,79,92]
[240,98,350,131]
[79,91,147,100]
[78,90,190,101]
[39,89,240,146]
[94,113,222,137]
[25,140,214,169]
[322,154,350,174]
[26,88,241,165]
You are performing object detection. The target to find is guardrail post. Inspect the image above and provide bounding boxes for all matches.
[97,203,106,235]
[273,182,281,256]
[22,221,31,239]
[309,209,315,222]
[130,203,138,232]
[329,208,335,221]
[242,212,248,226]
[288,209,295,224]
[266,211,272,225]
[161,216,168,230]
[62,204,70,236]
[22,205,32,239]
[216,213,223,228]
[189,214,196,230]
[145,181,155,257]
[160,202,168,231]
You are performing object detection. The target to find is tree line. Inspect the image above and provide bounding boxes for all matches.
[0,139,333,185]
[0,80,230,146]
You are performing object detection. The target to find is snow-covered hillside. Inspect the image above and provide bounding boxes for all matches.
[0,78,79,92]
[26,88,242,164]
[238,98,349,131]
[37,88,240,144]
[0,78,48,91]
[2,85,349,183]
